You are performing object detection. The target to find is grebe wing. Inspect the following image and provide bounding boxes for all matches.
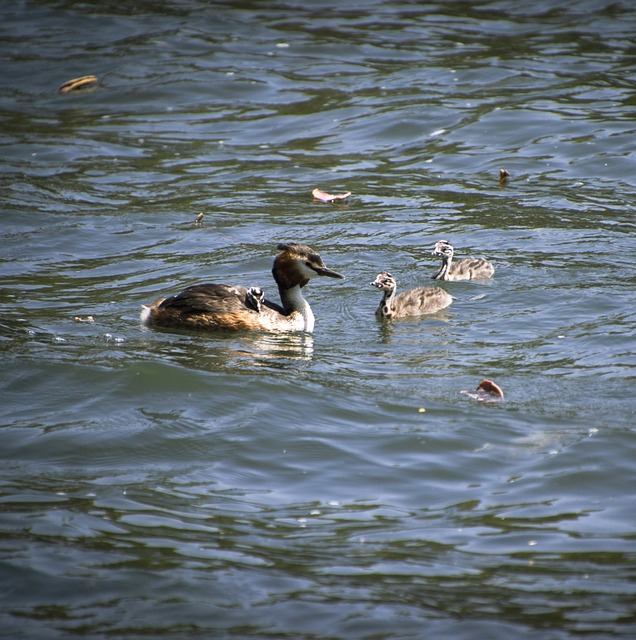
[158,283,252,313]
[451,258,494,279]
[395,286,452,314]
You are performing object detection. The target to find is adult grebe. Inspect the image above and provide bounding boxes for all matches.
[371,272,452,320]
[431,240,494,281]
[141,243,344,332]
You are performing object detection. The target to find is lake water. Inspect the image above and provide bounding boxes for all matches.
[1,1,636,638]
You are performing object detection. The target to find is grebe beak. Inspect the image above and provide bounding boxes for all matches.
[312,266,345,279]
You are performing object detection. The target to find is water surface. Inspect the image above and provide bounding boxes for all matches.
[1,1,636,638]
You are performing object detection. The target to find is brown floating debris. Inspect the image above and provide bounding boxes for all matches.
[194,212,205,225]
[499,168,511,184]
[58,75,99,94]
[461,378,504,402]
[477,379,504,398]
[312,188,351,203]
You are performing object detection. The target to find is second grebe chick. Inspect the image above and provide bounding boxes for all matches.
[141,243,344,333]
[371,272,452,320]
[431,240,494,281]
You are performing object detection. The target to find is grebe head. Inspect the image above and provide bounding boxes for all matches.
[432,240,455,260]
[370,272,397,292]
[273,243,344,290]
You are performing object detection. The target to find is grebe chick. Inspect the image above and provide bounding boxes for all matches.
[431,240,494,281]
[371,272,452,320]
[141,243,344,333]
[245,286,264,313]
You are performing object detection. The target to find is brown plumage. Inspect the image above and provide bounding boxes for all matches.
[141,243,344,333]
[431,240,494,281]
[371,272,452,320]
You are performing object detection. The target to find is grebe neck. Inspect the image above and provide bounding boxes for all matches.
[378,287,397,319]
[432,254,452,280]
[272,254,317,331]
[279,283,315,332]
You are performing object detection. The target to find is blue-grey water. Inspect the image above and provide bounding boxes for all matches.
[1,1,636,638]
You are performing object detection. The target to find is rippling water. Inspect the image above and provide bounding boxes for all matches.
[2,1,636,638]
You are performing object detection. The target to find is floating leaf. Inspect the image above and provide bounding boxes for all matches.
[59,75,98,94]
[461,378,504,402]
[312,188,351,203]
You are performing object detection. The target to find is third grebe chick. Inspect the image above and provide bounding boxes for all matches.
[431,240,494,281]
[141,243,344,333]
[371,272,452,320]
